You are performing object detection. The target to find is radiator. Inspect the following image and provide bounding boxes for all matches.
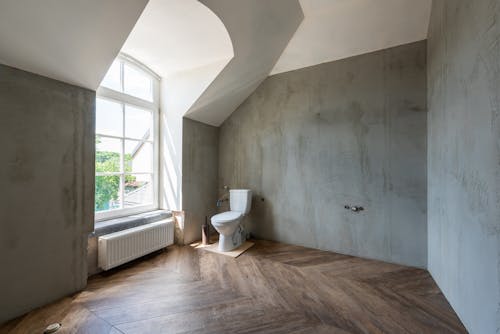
[98,219,174,270]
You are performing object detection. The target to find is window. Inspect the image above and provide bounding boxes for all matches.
[95,55,159,221]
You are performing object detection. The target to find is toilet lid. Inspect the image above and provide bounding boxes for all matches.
[211,211,242,223]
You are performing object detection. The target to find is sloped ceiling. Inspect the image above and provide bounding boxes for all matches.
[184,0,304,126]
[0,0,432,126]
[271,0,432,75]
[0,0,148,90]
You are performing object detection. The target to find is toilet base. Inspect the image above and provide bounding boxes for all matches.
[218,226,245,252]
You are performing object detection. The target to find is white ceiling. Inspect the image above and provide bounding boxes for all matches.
[121,0,235,130]
[185,0,304,126]
[0,0,148,90]
[271,0,432,75]
[121,0,234,77]
[0,0,432,126]
[123,0,303,127]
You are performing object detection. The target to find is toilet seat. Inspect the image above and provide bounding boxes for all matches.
[211,211,242,224]
[211,211,244,252]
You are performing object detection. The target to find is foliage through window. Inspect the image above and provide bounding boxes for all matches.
[95,56,159,220]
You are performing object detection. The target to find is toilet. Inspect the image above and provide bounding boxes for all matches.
[211,189,252,252]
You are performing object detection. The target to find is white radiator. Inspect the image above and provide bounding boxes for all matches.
[98,219,174,270]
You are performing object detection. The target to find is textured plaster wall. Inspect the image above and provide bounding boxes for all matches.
[427,1,500,333]
[0,64,95,323]
[219,41,427,267]
[182,118,219,244]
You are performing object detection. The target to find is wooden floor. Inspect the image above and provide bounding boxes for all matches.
[1,240,466,334]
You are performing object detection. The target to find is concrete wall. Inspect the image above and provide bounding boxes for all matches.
[0,65,94,323]
[219,41,427,267]
[427,1,500,333]
[182,118,219,244]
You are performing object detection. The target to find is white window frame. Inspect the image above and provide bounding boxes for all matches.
[95,54,160,221]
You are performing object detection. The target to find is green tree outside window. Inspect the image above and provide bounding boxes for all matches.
[95,136,137,211]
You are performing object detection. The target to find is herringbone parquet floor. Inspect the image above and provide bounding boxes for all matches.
[1,240,466,334]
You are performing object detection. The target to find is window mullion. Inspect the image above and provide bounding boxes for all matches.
[120,60,124,93]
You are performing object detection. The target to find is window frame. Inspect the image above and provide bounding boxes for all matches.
[95,54,160,222]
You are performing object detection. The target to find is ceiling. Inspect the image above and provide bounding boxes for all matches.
[0,0,433,126]
[121,0,236,129]
[121,0,234,78]
[271,0,432,75]
[185,0,304,126]
[122,0,303,127]
[0,0,148,90]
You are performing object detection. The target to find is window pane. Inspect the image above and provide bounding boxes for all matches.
[124,174,153,208]
[125,105,153,140]
[96,98,123,137]
[100,60,121,91]
[96,136,122,173]
[95,175,121,212]
[125,140,153,173]
[124,63,153,101]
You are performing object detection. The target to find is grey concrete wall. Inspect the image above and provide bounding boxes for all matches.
[182,118,219,244]
[219,41,427,267]
[427,1,500,333]
[0,64,95,323]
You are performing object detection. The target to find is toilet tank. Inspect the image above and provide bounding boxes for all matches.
[229,189,252,215]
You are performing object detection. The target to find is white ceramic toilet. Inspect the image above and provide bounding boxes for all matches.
[211,189,252,252]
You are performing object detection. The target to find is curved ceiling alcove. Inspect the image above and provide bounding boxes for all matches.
[122,0,234,78]
[185,0,304,126]
[121,0,235,120]
[123,0,304,127]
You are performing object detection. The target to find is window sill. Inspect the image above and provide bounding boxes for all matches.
[92,209,172,237]
[95,204,159,222]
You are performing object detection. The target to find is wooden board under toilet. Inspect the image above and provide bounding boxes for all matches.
[192,241,254,258]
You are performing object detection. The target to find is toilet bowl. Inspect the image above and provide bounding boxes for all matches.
[211,189,252,252]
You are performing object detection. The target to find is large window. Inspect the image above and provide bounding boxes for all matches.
[95,55,159,221]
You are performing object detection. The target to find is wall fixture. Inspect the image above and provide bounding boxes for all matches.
[344,205,364,213]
